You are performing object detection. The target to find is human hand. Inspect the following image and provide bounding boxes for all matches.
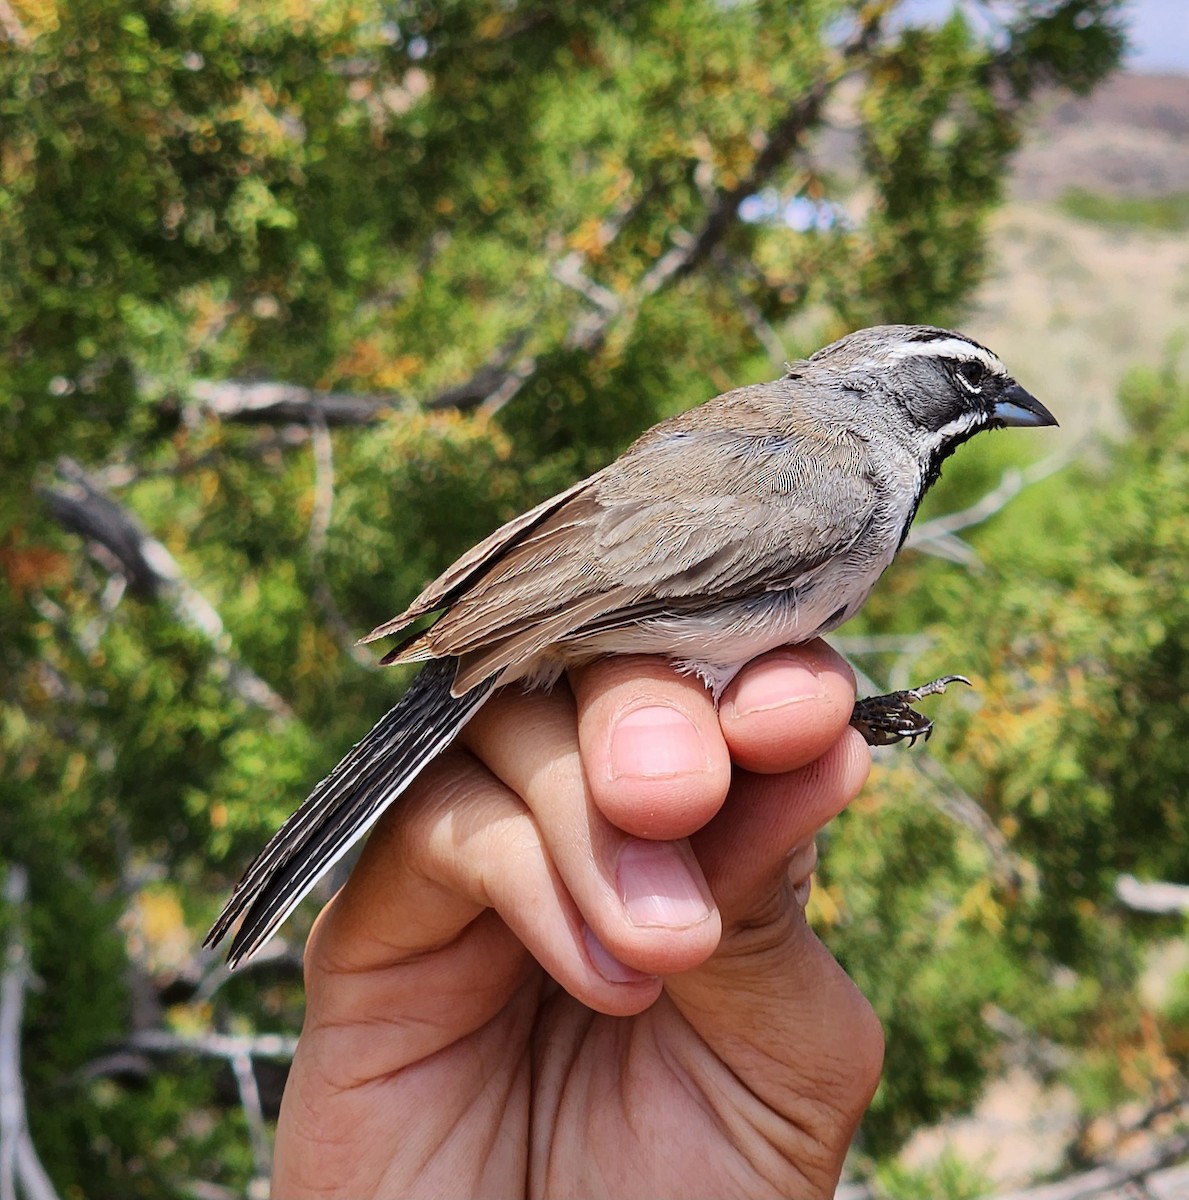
[273,642,882,1198]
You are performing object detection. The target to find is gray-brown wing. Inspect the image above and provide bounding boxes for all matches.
[386,425,878,690]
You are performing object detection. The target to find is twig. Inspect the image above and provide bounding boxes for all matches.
[1,866,62,1200]
[229,1051,271,1190]
[190,940,304,1006]
[1116,874,1189,915]
[39,459,292,720]
[83,1028,298,1084]
[841,632,938,693]
[639,98,830,297]
[906,751,1022,888]
[122,1029,298,1061]
[306,417,375,669]
[551,253,621,316]
[188,380,395,426]
[905,450,1074,560]
[81,1029,297,1194]
[982,1004,1074,1074]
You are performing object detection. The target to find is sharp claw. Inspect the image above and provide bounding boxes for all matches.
[904,674,972,702]
[849,674,973,748]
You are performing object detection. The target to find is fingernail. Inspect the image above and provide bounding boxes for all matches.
[610,706,706,779]
[724,659,822,717]
[618,840,711,928]
[583,924,656,984]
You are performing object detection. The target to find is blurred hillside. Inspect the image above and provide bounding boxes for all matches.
[852,71,1189,1200]
[967,72,1189,436]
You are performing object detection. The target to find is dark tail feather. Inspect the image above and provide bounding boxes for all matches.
[204,658,496,967]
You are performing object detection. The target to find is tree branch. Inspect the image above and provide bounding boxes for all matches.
[187,380,395,426]
[305,418,376,670]
[904,450,1075,563]
[229,1050,271,1191]
[123,1029,298,1062]
[38,459,293,720]
[477,11,890,417]
[1116,874,1189,915]
[81,1029,296,1193]
[83,1028,299,1084]
[1,866,62,1200]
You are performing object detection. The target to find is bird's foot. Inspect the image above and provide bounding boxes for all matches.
[849,675,971,748]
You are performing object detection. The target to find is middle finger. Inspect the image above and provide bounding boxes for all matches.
[460,682,722,979]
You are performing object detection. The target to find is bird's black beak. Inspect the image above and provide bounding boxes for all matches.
[993,382,1058,428]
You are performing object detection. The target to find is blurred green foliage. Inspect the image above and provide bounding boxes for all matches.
[1,0,1162,1193]
[876,1146,994,1200]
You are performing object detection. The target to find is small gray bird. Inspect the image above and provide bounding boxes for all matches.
[206,324,1056,965]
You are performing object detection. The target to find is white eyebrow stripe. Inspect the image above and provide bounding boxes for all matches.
[887,337,1006,374]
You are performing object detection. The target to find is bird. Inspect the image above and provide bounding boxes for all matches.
[205,323,1057,966]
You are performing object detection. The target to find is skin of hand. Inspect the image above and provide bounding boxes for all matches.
[272,642,884,1199]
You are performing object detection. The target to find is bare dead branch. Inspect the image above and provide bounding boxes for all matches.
[38,459,293,720]
[551,253,622,316]
[229,1050,272,1189]
[306,418,376,670]
[188,380,395,426]
[1116,874,1189,915]
[123,1029,299,1061]
[1,866,62,1200]
[905,450,1075,561]
[191,941,304,1006]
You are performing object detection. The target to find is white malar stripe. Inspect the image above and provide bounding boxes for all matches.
[920,409,984,455]
[887,337,1005,375]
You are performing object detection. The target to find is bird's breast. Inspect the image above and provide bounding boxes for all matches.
[550,559,882,699]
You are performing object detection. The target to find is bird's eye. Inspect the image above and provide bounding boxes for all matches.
[955,361,985,392]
